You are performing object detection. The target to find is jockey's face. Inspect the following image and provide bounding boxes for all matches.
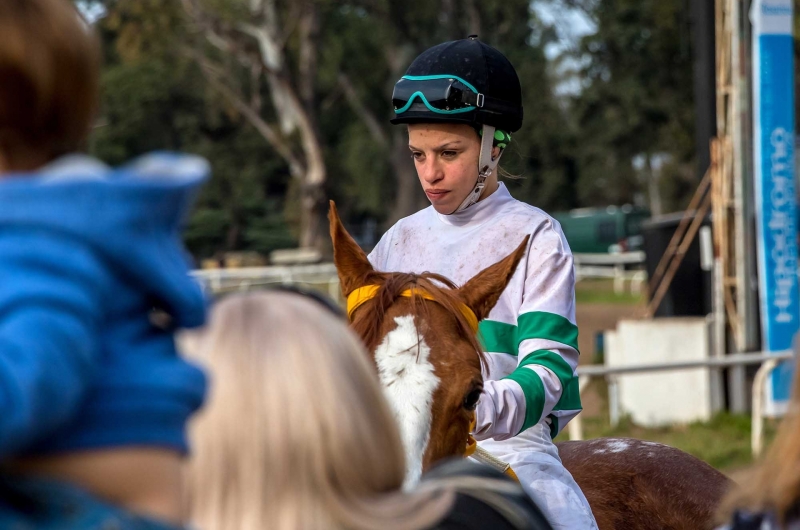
[408,122,499,215]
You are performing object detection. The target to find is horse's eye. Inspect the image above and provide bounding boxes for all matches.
[463,388,483,411]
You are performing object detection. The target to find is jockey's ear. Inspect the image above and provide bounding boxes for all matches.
[329,200,374,297]
[458,235,529,322]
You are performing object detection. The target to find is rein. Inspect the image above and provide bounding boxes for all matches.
[347,284,518,483]
[465,416,520,482]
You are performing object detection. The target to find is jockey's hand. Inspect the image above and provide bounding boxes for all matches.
[473,379,527,442]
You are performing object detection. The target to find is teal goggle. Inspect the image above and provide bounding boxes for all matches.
[392,75,484,115]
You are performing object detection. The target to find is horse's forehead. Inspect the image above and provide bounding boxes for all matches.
[379,298,454,340]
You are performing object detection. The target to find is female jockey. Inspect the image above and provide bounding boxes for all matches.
[367,36,598,530]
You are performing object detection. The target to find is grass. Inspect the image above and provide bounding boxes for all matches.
[575,380,779,475]
[575,278,645,305]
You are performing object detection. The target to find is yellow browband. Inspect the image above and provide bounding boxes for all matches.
[346,285,479,333]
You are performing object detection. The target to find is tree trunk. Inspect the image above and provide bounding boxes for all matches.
[388,129,425,226]
[299,182,325,249]
[646,154,663,216]
[385,43,424,225]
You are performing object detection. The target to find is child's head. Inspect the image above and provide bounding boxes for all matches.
[0,0,100,172]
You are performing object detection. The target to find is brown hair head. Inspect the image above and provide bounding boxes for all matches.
[0,0,100,171]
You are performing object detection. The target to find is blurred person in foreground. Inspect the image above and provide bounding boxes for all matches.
[717,351,800,530]
[0,0,209,528]
[181,291,553,530]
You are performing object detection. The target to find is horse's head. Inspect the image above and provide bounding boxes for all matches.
[329,202,527,486]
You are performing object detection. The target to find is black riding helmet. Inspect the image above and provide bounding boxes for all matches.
[390,36,524,133]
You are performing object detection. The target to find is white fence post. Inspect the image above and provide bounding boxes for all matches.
[607,375,620,427]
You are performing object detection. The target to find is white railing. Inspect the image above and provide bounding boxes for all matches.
[568,351,794,457]
[573,251,646,266]
[573,252,646,295]
[195,251,648,297]
[193,263,341,301]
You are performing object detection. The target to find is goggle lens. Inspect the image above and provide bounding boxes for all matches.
[392,77,476,113]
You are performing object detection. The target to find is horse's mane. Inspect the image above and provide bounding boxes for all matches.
[351,270,487,369]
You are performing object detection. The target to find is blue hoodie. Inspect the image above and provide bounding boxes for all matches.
[0,153,209,456]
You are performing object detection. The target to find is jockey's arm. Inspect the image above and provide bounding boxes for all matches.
[474,221,581,441]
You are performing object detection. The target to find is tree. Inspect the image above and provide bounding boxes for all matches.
[86,0,575,258]
[180,0,328,249]
[90,0,297,259]
[569,0,696,213]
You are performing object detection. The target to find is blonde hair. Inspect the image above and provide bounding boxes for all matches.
[0,0,100,170]
[718,359,800,525]
[182,291,453,530]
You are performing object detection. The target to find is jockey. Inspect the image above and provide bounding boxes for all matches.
[368,36,598,530]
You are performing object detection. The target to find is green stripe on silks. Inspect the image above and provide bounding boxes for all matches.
[478,312,579,354]
[503,365,545,434]
[478,320,517,354]
[503,350,583,436]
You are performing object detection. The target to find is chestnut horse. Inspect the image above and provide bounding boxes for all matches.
[329,202,731,530]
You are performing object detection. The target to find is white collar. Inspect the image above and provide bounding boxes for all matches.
[434,182,514,227]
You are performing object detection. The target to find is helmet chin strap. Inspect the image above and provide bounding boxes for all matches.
[450,124,504,214]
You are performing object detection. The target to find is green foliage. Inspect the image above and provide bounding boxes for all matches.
[88,0,703,259]
[90,4,296,259]
[569,0,696,211]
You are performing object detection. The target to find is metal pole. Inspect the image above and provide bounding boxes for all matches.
[608,376,620,427]
[752,358,780,457]
[613,265,624,295]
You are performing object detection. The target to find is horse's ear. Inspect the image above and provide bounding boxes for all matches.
[458,236,529,322]
[329,200,374,297]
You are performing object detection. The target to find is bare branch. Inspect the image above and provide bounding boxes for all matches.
[250,62,263,113]
[466,0,482,36]
[337,73,389,148]
[278,1,303,47]
[298,3,319,114]
[189,50,305,178]
[237,21,283,71]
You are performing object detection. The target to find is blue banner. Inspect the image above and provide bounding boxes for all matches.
[751,0,798,414]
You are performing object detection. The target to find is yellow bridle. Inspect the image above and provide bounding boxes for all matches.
[346,285,479,333]
[346,284,518,482]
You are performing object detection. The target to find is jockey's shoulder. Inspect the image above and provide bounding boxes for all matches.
[420,459,554,530]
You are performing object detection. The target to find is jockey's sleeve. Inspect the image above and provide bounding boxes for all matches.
[474,219,581,441]
[0,235,104,456]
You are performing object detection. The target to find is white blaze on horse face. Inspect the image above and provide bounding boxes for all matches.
[374,315,440,488]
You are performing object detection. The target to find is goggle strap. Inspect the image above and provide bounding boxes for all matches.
[452,124,503,214]
[460,92,521,116]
